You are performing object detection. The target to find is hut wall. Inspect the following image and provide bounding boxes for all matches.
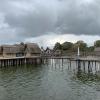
[26,53,31,57]
[3,53,16,58]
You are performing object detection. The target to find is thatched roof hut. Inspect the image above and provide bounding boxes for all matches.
[2,45,20,54]
[25,43,41,54]
[14,44,25,53]
[0,43,41,57]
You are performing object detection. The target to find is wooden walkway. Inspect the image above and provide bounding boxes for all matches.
[43,56,100,62]
[42,56,75,59]
[0,55,100,67]
[0,56,41,59]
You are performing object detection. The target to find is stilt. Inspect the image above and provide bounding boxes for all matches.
[77,59,81,71]
[83,61,85,72]
[95,61,97,72]
[70,60,71,68]
[62,58,63,66]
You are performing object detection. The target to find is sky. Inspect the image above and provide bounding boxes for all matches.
[0,0,100,48]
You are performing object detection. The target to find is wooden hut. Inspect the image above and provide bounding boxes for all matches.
[25,43,41,57]
[2,45,19,57]
[2,44,25,58]
[14,44,25,57]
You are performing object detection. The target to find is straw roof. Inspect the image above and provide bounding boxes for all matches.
[2,45,22,54]
[0,43,41,54]
[25,43,41,54]
[14,44,25,52]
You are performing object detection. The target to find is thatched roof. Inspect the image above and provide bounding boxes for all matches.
[94,47,100,52]
[14,44,25,52]
[25,43,41,54]
[2,45,22,54]
[0,43,41,54]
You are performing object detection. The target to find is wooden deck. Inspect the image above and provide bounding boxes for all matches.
[0,56,41,59]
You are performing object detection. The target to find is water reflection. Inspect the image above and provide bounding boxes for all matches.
[0,59,99,100]
[43,58,100,82]
[0,64,46,100]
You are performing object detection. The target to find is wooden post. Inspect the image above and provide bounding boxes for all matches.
[25,58,26,64]
[88,61,91,73]
[83,61,85,72]
[70,59,71,68]
[77,59,81,71]
[95,61,97,72]
[62,58,63,66]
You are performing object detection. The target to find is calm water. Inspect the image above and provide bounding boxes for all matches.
[0,59,100,100]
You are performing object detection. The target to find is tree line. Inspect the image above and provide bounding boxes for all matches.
[53,40,100,52]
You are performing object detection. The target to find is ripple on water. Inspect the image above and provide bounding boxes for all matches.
[0,60,99,100]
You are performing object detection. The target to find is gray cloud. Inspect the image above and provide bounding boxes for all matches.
[0,0,100,39]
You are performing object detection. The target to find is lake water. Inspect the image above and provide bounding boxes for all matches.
[0,59,100,100]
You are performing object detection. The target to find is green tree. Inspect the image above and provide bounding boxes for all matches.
[73,40,87,52]
[62,42,73,51]
[53,42,62,50]
[87,46,94,52]
[94,40,100,47]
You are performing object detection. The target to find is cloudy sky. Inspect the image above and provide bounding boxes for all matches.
[0,0,100,47]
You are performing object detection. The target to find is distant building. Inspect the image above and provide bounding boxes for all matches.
[94,47,100,56]
[40,46,45,55]
[54,49,62,56]
[41,47,44,53]
[45,47,52,54]
[42,47,53,56]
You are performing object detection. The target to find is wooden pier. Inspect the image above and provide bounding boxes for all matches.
[1,55,100,68]
[43,56,100,61]
[43,56,100,73]
[0,56,42,67]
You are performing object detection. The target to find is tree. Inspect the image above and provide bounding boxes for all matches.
[20,42,24,45]
[87,46,94,52]
[62,42,73,51]
[94,40,100,47]
[73,40,87,52]
[53,42,62,50]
